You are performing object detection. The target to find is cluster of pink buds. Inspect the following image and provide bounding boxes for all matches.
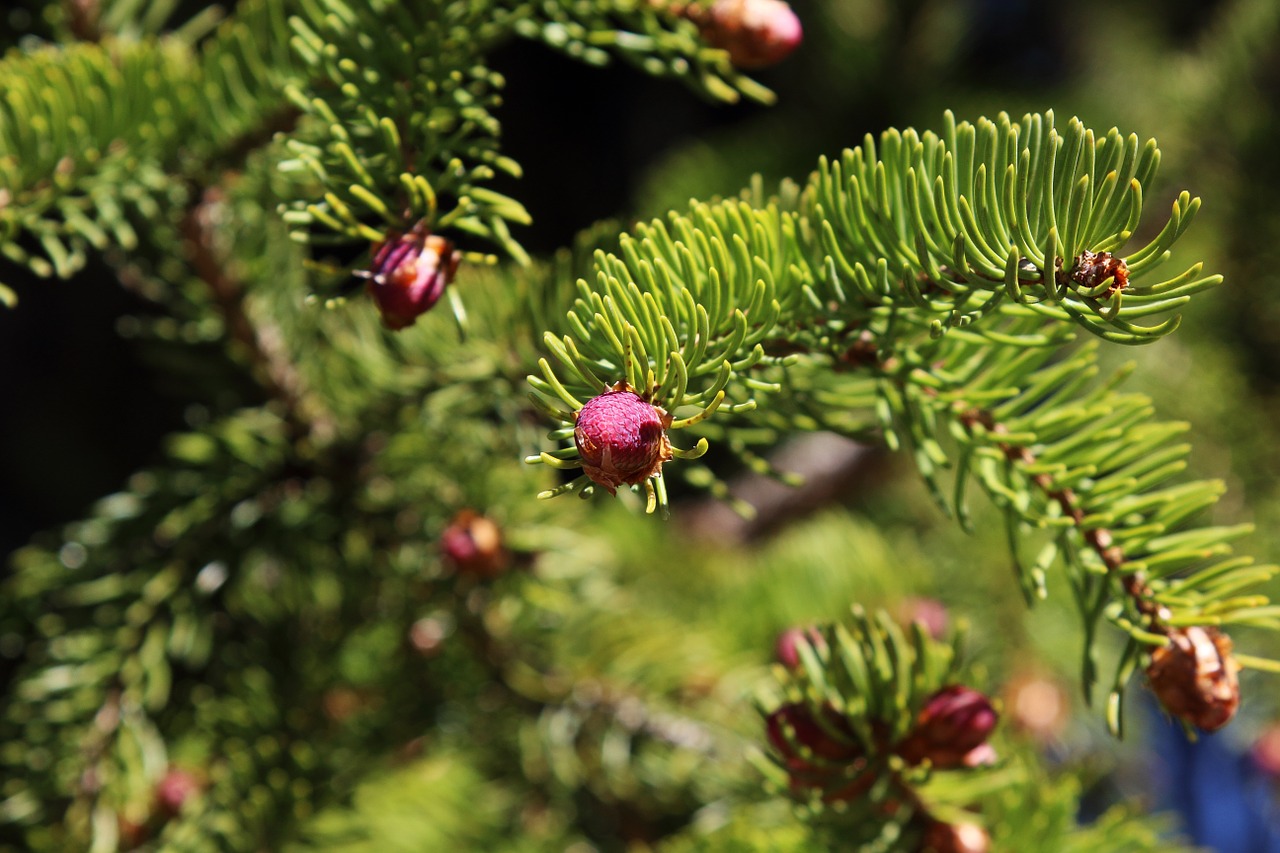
[359,224,461,330]
[763,683,998,847]
[574,382,673,494]
[896,685,999,769]
[687,0,803,68]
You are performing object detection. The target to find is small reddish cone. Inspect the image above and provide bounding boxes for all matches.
[1146,625,1240,732]
[897,685,998,768]
[440,510,509,578]
[921,820,991,853]
[573,382,673,494]
[696,0,802,68]
[361,226,460,330]
[1069,249,1129,297]
[155,767,201,818]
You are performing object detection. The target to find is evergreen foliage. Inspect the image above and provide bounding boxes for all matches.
[0,0,1276,850]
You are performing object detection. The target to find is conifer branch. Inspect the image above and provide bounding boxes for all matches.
[3,1,1275,847]
[529,111,1277,729]
[509,0,782,104]
[180,188,336,443]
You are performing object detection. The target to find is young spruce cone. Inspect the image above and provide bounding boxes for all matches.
[573,382,673,494]
[1146,625,1240,732]
[896,685,998,768]
[360,226,460,330]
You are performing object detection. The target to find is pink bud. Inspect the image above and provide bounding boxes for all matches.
[773,625,825,669]
[440,510,509,578]
[573,383,673,494]
[698,0,802,69]
[897,685,998,768]
[361,227,460,330]
[895,596,949,641]
[155,767,201,817]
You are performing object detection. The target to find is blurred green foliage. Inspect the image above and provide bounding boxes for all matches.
[3,0,1280,851]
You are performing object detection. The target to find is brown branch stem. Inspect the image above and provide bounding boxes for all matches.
[180,187,335,444]
[957,406,1169,633]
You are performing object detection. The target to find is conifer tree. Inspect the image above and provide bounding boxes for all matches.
[1,0,1278,850]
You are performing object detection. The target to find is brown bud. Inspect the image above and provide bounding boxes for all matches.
[1146,625,1240,732]
[1067,249,1128,297]
[897,685,998,768]
[440,510,510,578]
[117,814,150,849]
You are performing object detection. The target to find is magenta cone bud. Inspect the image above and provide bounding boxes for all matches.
[698,0,802,68]
[573,383,673,494]
[362,228,460,330]
[897,685,998,768]
[1147,625,1240,732]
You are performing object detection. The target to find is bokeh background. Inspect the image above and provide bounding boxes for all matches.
[5,0,1280,849]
